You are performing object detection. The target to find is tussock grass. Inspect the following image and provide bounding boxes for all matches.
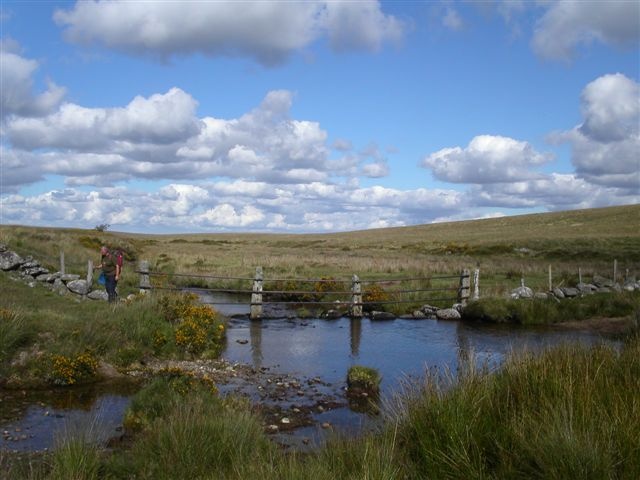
[463,291,640,324]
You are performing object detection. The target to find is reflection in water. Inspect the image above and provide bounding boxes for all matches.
[350,318,362,356]
[249,319,263,368]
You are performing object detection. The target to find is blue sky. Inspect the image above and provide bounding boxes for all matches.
[1,1,638,233]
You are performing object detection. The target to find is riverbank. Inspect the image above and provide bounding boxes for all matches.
[3,329,638,479]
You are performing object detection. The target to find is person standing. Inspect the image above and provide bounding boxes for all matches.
[96,246,121,303]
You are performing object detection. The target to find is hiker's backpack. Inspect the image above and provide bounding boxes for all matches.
[114,250,124,270]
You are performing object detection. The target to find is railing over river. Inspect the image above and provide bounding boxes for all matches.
[136,261,472,320]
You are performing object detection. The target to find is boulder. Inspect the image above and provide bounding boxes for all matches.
[510,286,533,299]
[22,266,49,277]
[421,304,439,315]
[592,275,613,288]
[577,283,596,294]
[552,287,565,299]
[370,311,395,321]
[67,279,90,295]
[0,250,24,270]
[561,287,579,298]
[88,290,109,301]
[412,310,427,319]
[436,308,461,321]
[36,273,55,282]
[60,274,80,282]
[534,292,549,299]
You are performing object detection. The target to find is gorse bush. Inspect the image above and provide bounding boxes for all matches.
[50,351,99,386]
[158,292,226,357]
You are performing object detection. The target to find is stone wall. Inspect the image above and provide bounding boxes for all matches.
[0,243,108,301]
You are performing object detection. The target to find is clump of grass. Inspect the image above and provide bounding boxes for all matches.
[347,365,381,394]
[463,291,639,324]
[0,307,29,364]
[49,436,100,480]
[395,335,640,478]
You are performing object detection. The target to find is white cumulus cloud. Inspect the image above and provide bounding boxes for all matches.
[422,135,552,184]
[549,73,640,190]
[532,0,640,61]
[54,0,406,66]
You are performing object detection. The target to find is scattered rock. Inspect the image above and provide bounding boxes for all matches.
[370,311,395,321]
[436,308,461,321]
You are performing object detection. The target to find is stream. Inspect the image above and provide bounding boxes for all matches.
[0,291,621,453]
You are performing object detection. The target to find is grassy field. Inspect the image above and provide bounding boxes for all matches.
[1,204,639,299]
[1,205,639,478]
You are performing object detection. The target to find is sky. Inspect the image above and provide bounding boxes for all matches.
[0,0,639,234]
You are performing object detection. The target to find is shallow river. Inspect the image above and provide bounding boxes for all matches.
[1,293,619,452]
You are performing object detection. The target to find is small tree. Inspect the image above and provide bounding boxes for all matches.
[95,223,110,232]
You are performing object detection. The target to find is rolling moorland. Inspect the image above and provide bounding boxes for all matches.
[1,204,639,479]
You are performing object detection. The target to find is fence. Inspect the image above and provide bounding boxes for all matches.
[137,261,472,320]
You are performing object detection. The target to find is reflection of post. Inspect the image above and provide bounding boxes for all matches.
[456,321,471,377]
[350,318,362,356]
[250,266,263,320]
[249,318,263,368]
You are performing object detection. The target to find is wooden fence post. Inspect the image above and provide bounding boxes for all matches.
[548,264,552,292]
[87,260,93,285]
[250,266,263,320]
[458,269,470,306]
[60,250,65,275]
[139,260,151,293]
[472,269,480,301]
[613,259,618,283]
[351,274,363,318]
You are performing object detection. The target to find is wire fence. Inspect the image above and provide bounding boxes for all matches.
[136,262,470,319]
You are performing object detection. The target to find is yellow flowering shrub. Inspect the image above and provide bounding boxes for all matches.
[161,294,226,357]
[50,351,99,385]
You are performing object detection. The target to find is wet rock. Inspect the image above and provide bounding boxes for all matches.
[436,308,461,321]
[370,311,395,321]
[236,339,249,344]
[321,422,331,429]
[412,310,427,319]
[421,304,439,315]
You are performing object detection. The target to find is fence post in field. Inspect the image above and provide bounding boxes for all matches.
[351,274,363,318]
[87,260,93,285]
[250,266,263,320]
[578,267,582,285]
[458,269,470,306]
[548,264,552,291]
[472,269,480,300]
[613,259,618,283]
[139,260,151,293]
[60,250,65,274]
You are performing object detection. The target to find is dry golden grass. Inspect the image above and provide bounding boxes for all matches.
[1,205,638,294]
